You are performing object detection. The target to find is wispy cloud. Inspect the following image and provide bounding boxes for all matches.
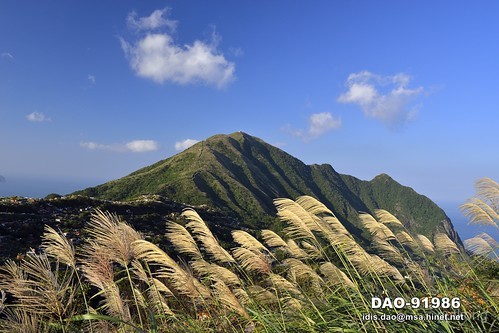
[1,52,14,60]
[127,8,177,31]
[174,138,199,151]
[229,47,244,57]
[286,112,342,142]
[0,175,6,183]
[121,8,235,88]
[80,142,109,150]
[338,71,424,127]
[26,112,50,122]
[87,74,96,84]
[81,140,159,153]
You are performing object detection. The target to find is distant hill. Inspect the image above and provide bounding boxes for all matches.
[75,132,462,246]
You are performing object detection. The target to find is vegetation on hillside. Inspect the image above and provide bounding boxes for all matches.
[0,196,497,332]
[74,132,460,245]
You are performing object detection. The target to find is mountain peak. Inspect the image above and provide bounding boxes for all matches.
[75,132,461,245]
[372,173,394,182]
[227,131,252,139]
[204,131,262,146]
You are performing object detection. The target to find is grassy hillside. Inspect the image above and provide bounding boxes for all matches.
[75,132,460,244]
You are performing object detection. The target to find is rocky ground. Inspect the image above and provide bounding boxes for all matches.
[0,195,242,263]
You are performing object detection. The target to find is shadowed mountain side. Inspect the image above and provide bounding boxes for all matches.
[75,132,462,246]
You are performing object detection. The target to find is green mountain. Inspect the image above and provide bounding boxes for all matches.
[75,132,462,245]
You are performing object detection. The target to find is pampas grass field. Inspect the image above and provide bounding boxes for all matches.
[0,189,498,332]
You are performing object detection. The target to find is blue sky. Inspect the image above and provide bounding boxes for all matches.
[1,1,498,239]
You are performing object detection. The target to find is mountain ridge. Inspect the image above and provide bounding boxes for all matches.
[75,132,462,246]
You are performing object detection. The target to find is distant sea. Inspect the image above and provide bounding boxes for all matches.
[0,176,100,199]
[1,178,497,245]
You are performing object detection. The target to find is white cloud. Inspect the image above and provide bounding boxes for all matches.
[286,112,342,142]
[1,52,14,60]
[309,112,342,137]
[88,74,96,84]
[81,140,159,153]
[121,9,235,88]
[26,112,50,122]
[127,8,177,31]
[338,71,424,127]
[125,140,158,152]
[174,139,199,151]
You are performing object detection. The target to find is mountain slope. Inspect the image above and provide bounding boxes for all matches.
[75,132,462,245]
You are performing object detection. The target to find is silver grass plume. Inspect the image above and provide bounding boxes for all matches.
[416,235,435,253]
[182,208,235,263]
[232,230,269,253]
[475,177,499,210]
[130,259,175,316]
[461,177,499,228]
[274,198,318,241]
[267,273,302,296]
[80,252,130,320]
[433,233,460,256]
[359,213,396,242]
[300,241,323,259]
[395,231,419,252]
[369,255,405,284]
[132,240,211,300]
[295,195,334,216]
[84,209,142,266]
[232,247,271,275]
[275,198,322,233]
[286,239,308,259]
[0,254,77,323]
[0,308,46,333]
[475,232,498,247]
[283,258,324,286]
[464,237,496,257]
[374,209,404,228]
[372,240,405,266]
[461,198,499,228]
[261,229,287,248]
[190,259,242,286]
[212,280,250,319]
[247,285,278,305]
[319,262,356,289]
[40,225,76,268]
[165,221,203,261]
